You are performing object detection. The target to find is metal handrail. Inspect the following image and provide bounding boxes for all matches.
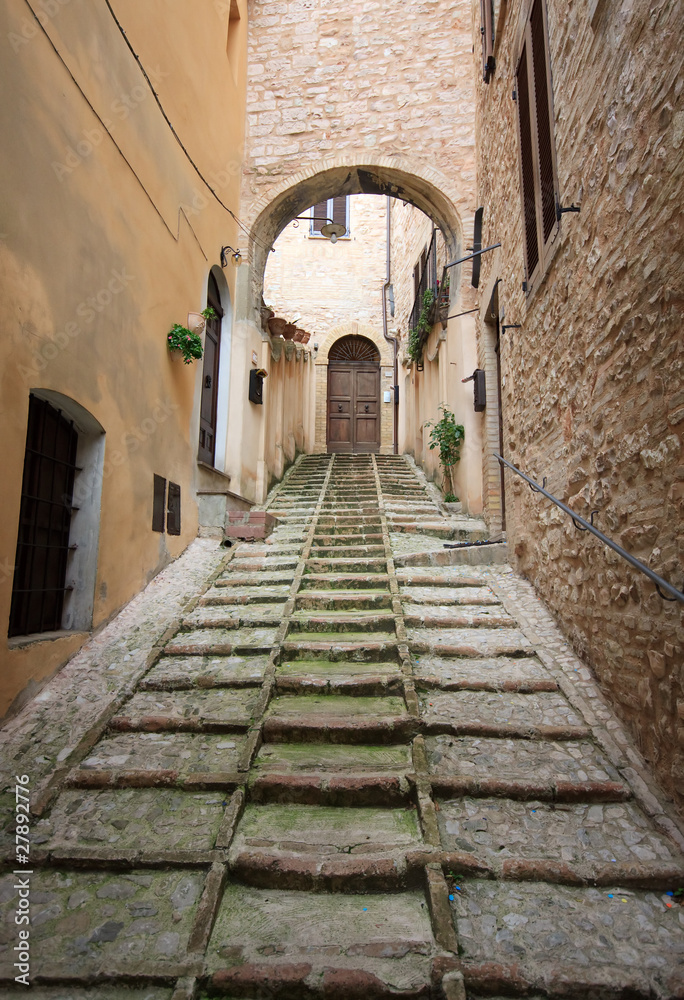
[495,453,684,604]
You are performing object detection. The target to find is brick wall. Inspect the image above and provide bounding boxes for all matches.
[474,0,684,805]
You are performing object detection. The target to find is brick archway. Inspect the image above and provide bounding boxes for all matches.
[238,156,468,331]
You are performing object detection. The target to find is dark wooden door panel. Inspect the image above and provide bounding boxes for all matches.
[327,361,380,453]
[198,274,223,466]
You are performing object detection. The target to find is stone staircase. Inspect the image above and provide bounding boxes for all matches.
[2,454,683,999]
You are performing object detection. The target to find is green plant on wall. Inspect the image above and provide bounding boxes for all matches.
[167,307,216,364]
[425,404,465,500]
[406,288,435,363]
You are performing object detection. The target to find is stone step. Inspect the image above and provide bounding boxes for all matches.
[280,633,398,661]
[287,611,396,633]
[201,584,292,604]
[275,658,403,695]
[228,803,424,890]
[308,544,386,557]
[165,627,278,656]
[412,654,557,693]
[108,688,259,732]
[183,604,286,629]
[295,590,393,611]
[141,654,270,689]
[299,572,390,590]
[214,570,294,587]
[249,742,414,805]
[396,568,490,586]
[419,689,589,740]
[312,531,384,543]
[305,557,387,574]
[263,694,413,743]
[400,584,499,605]
[407,626,532,657]
[403,605,515,628]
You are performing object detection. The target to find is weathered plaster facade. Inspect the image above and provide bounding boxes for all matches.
[473,0,684,804]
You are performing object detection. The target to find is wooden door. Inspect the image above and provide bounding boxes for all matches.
[326,336,380,453]
[198,274,223,466]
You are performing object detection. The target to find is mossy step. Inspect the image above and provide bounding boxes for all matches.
[281,634,399,662]
[287,612,395,633]
[299,573,390,591]
[295,590,392,610]
[275,659,402,695]
[305,558,387,574]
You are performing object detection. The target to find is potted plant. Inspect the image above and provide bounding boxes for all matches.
[167,307,215,364]
[425,404,465,509]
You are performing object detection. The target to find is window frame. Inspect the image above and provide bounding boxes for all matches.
[514,0,560,297]
[480,0,495,82]
[309,196,350,238]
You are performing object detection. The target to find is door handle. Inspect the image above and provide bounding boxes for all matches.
[205,375,212,388]
[338,404,343,411]
[364,404,369,412]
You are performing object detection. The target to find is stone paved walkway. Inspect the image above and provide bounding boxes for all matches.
[1,454,684,999]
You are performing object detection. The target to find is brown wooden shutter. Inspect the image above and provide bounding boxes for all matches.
[152,475,166,533]
[516,42,540,279]
[480,0,495,82]
[167,482,181,535]
[530,0,557,246]
[332,196,347,233]
[312,200,327,234]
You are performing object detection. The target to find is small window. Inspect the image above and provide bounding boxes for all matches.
[515,0,559,294]
[310,197,349,237]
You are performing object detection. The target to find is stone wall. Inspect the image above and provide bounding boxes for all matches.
[473,0,684,805]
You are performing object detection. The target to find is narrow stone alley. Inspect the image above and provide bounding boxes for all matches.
[1,455,684,999]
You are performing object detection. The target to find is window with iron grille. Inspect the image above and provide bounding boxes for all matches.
[310,196,349,236]
[9,395,78,637]
[514,0,559,294]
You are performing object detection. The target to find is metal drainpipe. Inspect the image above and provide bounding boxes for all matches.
[382,194,399,454]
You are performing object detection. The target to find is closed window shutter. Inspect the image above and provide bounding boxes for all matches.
[167,482,181,535]
[516,45,540,279]
[530,0,557,246]
[152,475,166,533]
[480,0,495,82]
[312,200,327,234]
[332,196,347,233]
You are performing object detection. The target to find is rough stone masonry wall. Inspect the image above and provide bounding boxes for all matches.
[474,0,684,806]
[243,0,476,238]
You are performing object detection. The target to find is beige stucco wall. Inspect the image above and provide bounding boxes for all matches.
[0,0,248,715]
[473,0,684,804]
[264,194,388,340]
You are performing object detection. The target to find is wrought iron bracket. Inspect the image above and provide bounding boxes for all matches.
[556,202,581,221]
[445,243,502,270]
[572,510,599,531]
[502,323,521,334]
[446,306,480,321]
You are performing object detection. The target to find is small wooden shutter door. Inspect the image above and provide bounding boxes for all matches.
[332,196,347,234]
[480,0,495,81]
[152,475,166,532]
[530,0,558,255]
[167,482,181,535]
[516,39,540,282]
[312,200,327,234]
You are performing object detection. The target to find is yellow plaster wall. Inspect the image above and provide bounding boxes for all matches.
[0,0,248,715]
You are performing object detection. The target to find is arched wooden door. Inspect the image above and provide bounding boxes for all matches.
[327,335,380,453]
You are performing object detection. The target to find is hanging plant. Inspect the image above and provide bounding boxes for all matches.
[406,288,435,364]
[167,322,204,364]
[425,404,465,499]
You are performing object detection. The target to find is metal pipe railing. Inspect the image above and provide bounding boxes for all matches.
[495,453,684,604]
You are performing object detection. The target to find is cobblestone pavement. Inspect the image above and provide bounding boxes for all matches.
[1,454,684,999]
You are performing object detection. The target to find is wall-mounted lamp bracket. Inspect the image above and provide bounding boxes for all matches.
[501,323,521,333]
[220,245,242,268]
[445,242,502,270]
[446,307,480,321]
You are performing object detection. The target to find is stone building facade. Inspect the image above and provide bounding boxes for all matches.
[472,0,684,805]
